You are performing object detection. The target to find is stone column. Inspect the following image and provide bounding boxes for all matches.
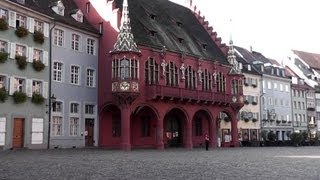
[121,106,131,151]
[231,115,239,147]
[185,120,193,149]
[156,118,164,150]
[210,119,217,148]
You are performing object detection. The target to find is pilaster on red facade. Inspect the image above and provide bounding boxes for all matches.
[74,0,244,150]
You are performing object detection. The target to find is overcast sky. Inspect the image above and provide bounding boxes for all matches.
[170,0,320,60]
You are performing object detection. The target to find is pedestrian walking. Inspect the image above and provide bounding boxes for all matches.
[205,134,210,150]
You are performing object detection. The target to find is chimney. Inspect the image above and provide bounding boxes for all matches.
[250,46,253,52]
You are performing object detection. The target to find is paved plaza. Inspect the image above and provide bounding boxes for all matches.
[1,147,320,180]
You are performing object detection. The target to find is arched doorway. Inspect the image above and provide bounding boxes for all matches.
[99,104,121,148]
[192,110,212,148]
[131,105,159,148]
[164,108,187,148]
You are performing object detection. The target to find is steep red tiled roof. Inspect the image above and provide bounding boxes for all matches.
[293,50,320,70]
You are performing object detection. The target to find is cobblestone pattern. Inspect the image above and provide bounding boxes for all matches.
[1,147,320,180]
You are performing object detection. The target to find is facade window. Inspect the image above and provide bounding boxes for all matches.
[216,72,226,93]
[70,65,80,85]
[86,69,95,87]
[32,80,42,94]
[112,115,121,137]
[280,99,284,106]
[280,84,283,91]
[285,85,289,92]
[69,117,79,136]
[0,8,8,20]
[145,58,159,85]
[185,66,196,89]
[33,49,42,61]
[268,97,273,105]
[34,20,43,32]
[202,69,212,91]
[298,102,301,109]
[16,14,26,28]
[53,62,63,82]
[112,58,138,80]
[267,81,271,89]
[302,102,305,109]
[14,77,25,92]
[51,116,62,136]
[85,104,95,114]
[166,62,178,87]
[273,82,277,90]
[71,34,80,51]
[53,29,64,47]
[0,76,5,89]
[87,38,95,55]
[274,98,278,106]
[141,116,151,137]
[52,101,63,113]
[195,118,202,136]
[15,44,26,56]
[294,101,297,109]
[70,103,79,114]
[0,40,8,53]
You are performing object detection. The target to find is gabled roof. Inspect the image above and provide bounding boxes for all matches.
[8,0,99,34]
[293,50,320,70]
[115,0,228,64]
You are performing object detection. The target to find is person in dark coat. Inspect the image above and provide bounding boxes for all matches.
[205,134,210,150]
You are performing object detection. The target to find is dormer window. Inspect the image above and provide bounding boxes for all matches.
[150,30,157,36]
[86,2,90,13]
[176,21,182,27]
[202,44,207,50]
[150,14,156,20]
[178,38,184,43]
[71,10,83,23]
[276,69,279,76]
[52,1,65,16]
[271,68,274,74]
[16,0,25,4]
[247,64,251,71]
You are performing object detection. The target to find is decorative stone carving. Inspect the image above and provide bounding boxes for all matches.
[180,63,186,80]
[161,59,167,77]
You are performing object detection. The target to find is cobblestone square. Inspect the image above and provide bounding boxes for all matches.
[1,147,320,180]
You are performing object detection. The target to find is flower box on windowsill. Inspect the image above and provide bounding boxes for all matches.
[282,120,287,123]
[15,55,27,70]
[252,84,257,88]
[276,120,281,124]
[244,118,249,123]
[0,52,9,63]
[252,118,258,122]
[13,91,27,104]
[31,93,44,105]
[0,87,8,103]
[244,100,249,105]
[15,26,28,38]
[32,60,45,71]
[0,18,8,31]
[33,30,44,44]
[252,101,258,105]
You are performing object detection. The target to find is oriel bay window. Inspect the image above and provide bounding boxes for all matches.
[185,66,196,89]
[231,79,242,94]
[145,58,159,85]
[202,69,212,91]
[166,61,178,87]
[112,58,138,80]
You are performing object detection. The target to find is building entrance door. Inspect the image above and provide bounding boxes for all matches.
[12,118,24,148]
[85,119,94,147]
[166,117,182,147]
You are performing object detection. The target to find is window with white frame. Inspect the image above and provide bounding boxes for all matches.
[70,65,80,85]
[69,117,79,136]
[280,84,283,91]
[52,101,63,113]
[267,81,271,89]
[51,116,62,136]
[53,62,63,82]
[0,8,8,20]
[0,40,7,53]
[16,14,26,28]
[285,85,289,92]
[71,34,80,51]
[70,103,79,114]
[15,44,26,56]
[273,82,277,90]
[87,38,95,55]
[33,49,42,61]
[53,28,64,47]
[14,77,25,92]
[34,20,43,32]
[32,80,42,94]
[0,75,5,89]
[86,69,95,87]
[85,104,95,114]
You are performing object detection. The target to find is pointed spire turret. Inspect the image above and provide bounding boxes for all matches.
[110,0,140,54]
[228,39,241,74]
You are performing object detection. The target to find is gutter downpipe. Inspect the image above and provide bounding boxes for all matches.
[47,21,56,149]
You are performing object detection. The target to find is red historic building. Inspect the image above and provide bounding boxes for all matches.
[74,0,244,150]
